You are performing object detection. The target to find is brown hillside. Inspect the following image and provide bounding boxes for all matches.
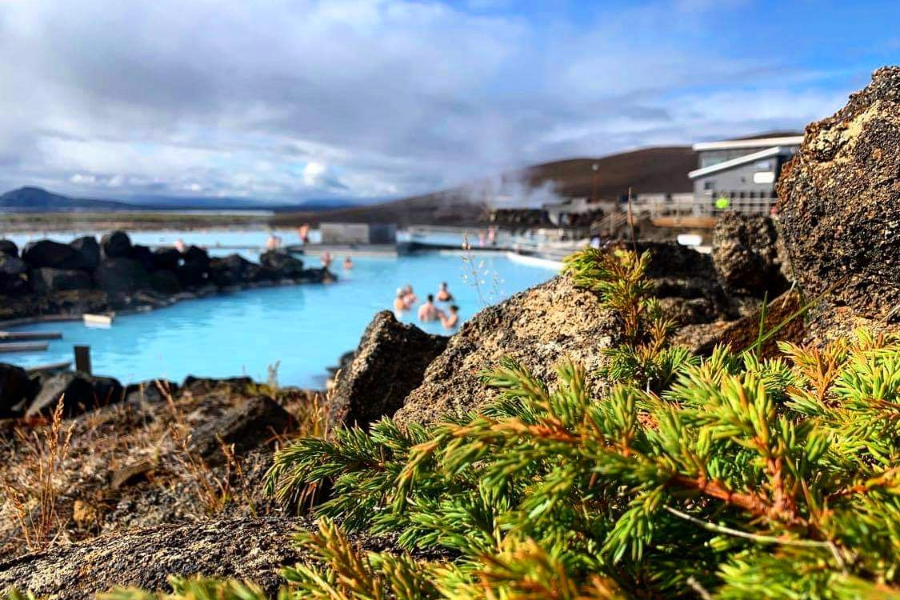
[272,146,696,227]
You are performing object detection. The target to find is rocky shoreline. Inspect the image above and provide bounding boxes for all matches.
[0,230,335,322]
[0,230,337,419]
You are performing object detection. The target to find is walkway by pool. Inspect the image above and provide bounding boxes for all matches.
[5,252,558,389]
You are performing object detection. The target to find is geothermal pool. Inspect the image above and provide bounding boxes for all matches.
[5,251,557,389]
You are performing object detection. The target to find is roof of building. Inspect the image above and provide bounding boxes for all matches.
[692,135,803,152]
[688,146,790,179]
[728,131,802,141]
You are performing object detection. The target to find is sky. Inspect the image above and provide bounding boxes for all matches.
[0,0,898,204]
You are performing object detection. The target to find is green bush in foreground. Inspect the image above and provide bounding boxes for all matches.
[42,249,900,599]
[260,329,900,600]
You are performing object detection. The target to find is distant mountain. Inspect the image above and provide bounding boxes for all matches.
[0,186,133,211]
[0,187,358,213]
[290,198,358,211]
[272,145,697,227]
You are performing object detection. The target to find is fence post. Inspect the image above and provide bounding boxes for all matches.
[74,345,92,375]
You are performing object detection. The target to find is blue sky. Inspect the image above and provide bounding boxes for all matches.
[0,0,897,203]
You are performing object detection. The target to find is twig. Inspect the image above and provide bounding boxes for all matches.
[663,505,847,570]
[687,576,713,600]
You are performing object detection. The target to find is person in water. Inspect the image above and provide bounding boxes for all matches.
[440,304,459,330]
[343,256,353,270]
[393,288,408,312]
[321,251,333,269]
[403,284,418,307]
[436,281,453,302]
[298,223,310,244]
[418,294,441,322]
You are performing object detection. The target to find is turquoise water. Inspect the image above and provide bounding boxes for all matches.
[5,252,557,389]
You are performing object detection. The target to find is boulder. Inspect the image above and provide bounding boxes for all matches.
[712,214,790,298]
[0,363,35,417]
[329,311,448,428]
[44,289,110,317]
[27,372,125,418]
[297,268,334,284]
[181,245,211,268]
[181,376,253,396]
[777,66,900,324]
[0,254,28,295]
[634,241,730,324]
[175,261,209,288]
[148,269,182,295]
[188,396,292,464]
[0,254,27,278]
[0,240,18,257]
[93,257,151,294]
[259,250,305,278]
[101,231,133,258]
[209,254,261,287]
[0,517,305,598]
[124,380,179,404]
[152,248,181,271]
[128,244,156,272]
[69,236,101,271]
[30,268,93,294]
[672,290,805,358]
[394,275,619,428]
[21,240,78,269]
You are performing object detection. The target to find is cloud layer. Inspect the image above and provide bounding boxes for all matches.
[0,0,891,202]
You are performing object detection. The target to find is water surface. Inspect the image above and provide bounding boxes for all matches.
[7,252,556,388]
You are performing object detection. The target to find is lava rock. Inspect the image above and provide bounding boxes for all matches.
[672,290,805,358]
[0,363,35,417]
[259,250,305,278]
[100,231,132,259]
[174,262,208,288]
[69,236,101,271]
[93,257,151,294]
[152,248,181,271]
[0,254,27,278]
[0,517,307,598]
[209,254,261,287]
[712,214,790,298]
[124,380,179,403]
[30,268,94,294]
[181,245,210,268]
[297,268,335,284]
[0,254,28,295]
[22,240,79,269]
[777,66,900,322]
[329,311,448,428]
[128,245,156,272]
[181,376,253,396]
[394,275,620,428]
[188,396,292,464]
[632,241,731,323]
[0,240,18,257]
[148,269,182,295]
[27,371,125,418]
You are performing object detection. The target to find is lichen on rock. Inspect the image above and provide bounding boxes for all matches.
[777,66,900,328]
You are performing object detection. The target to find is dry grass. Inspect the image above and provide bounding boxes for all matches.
[0,378,330,561]
[0,396,74,552]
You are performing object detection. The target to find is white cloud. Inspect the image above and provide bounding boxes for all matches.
[0,0,873,202]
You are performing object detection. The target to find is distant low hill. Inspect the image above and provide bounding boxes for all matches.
[273,146,697,227]
[0,187,134,211]
[0,187,357,213]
